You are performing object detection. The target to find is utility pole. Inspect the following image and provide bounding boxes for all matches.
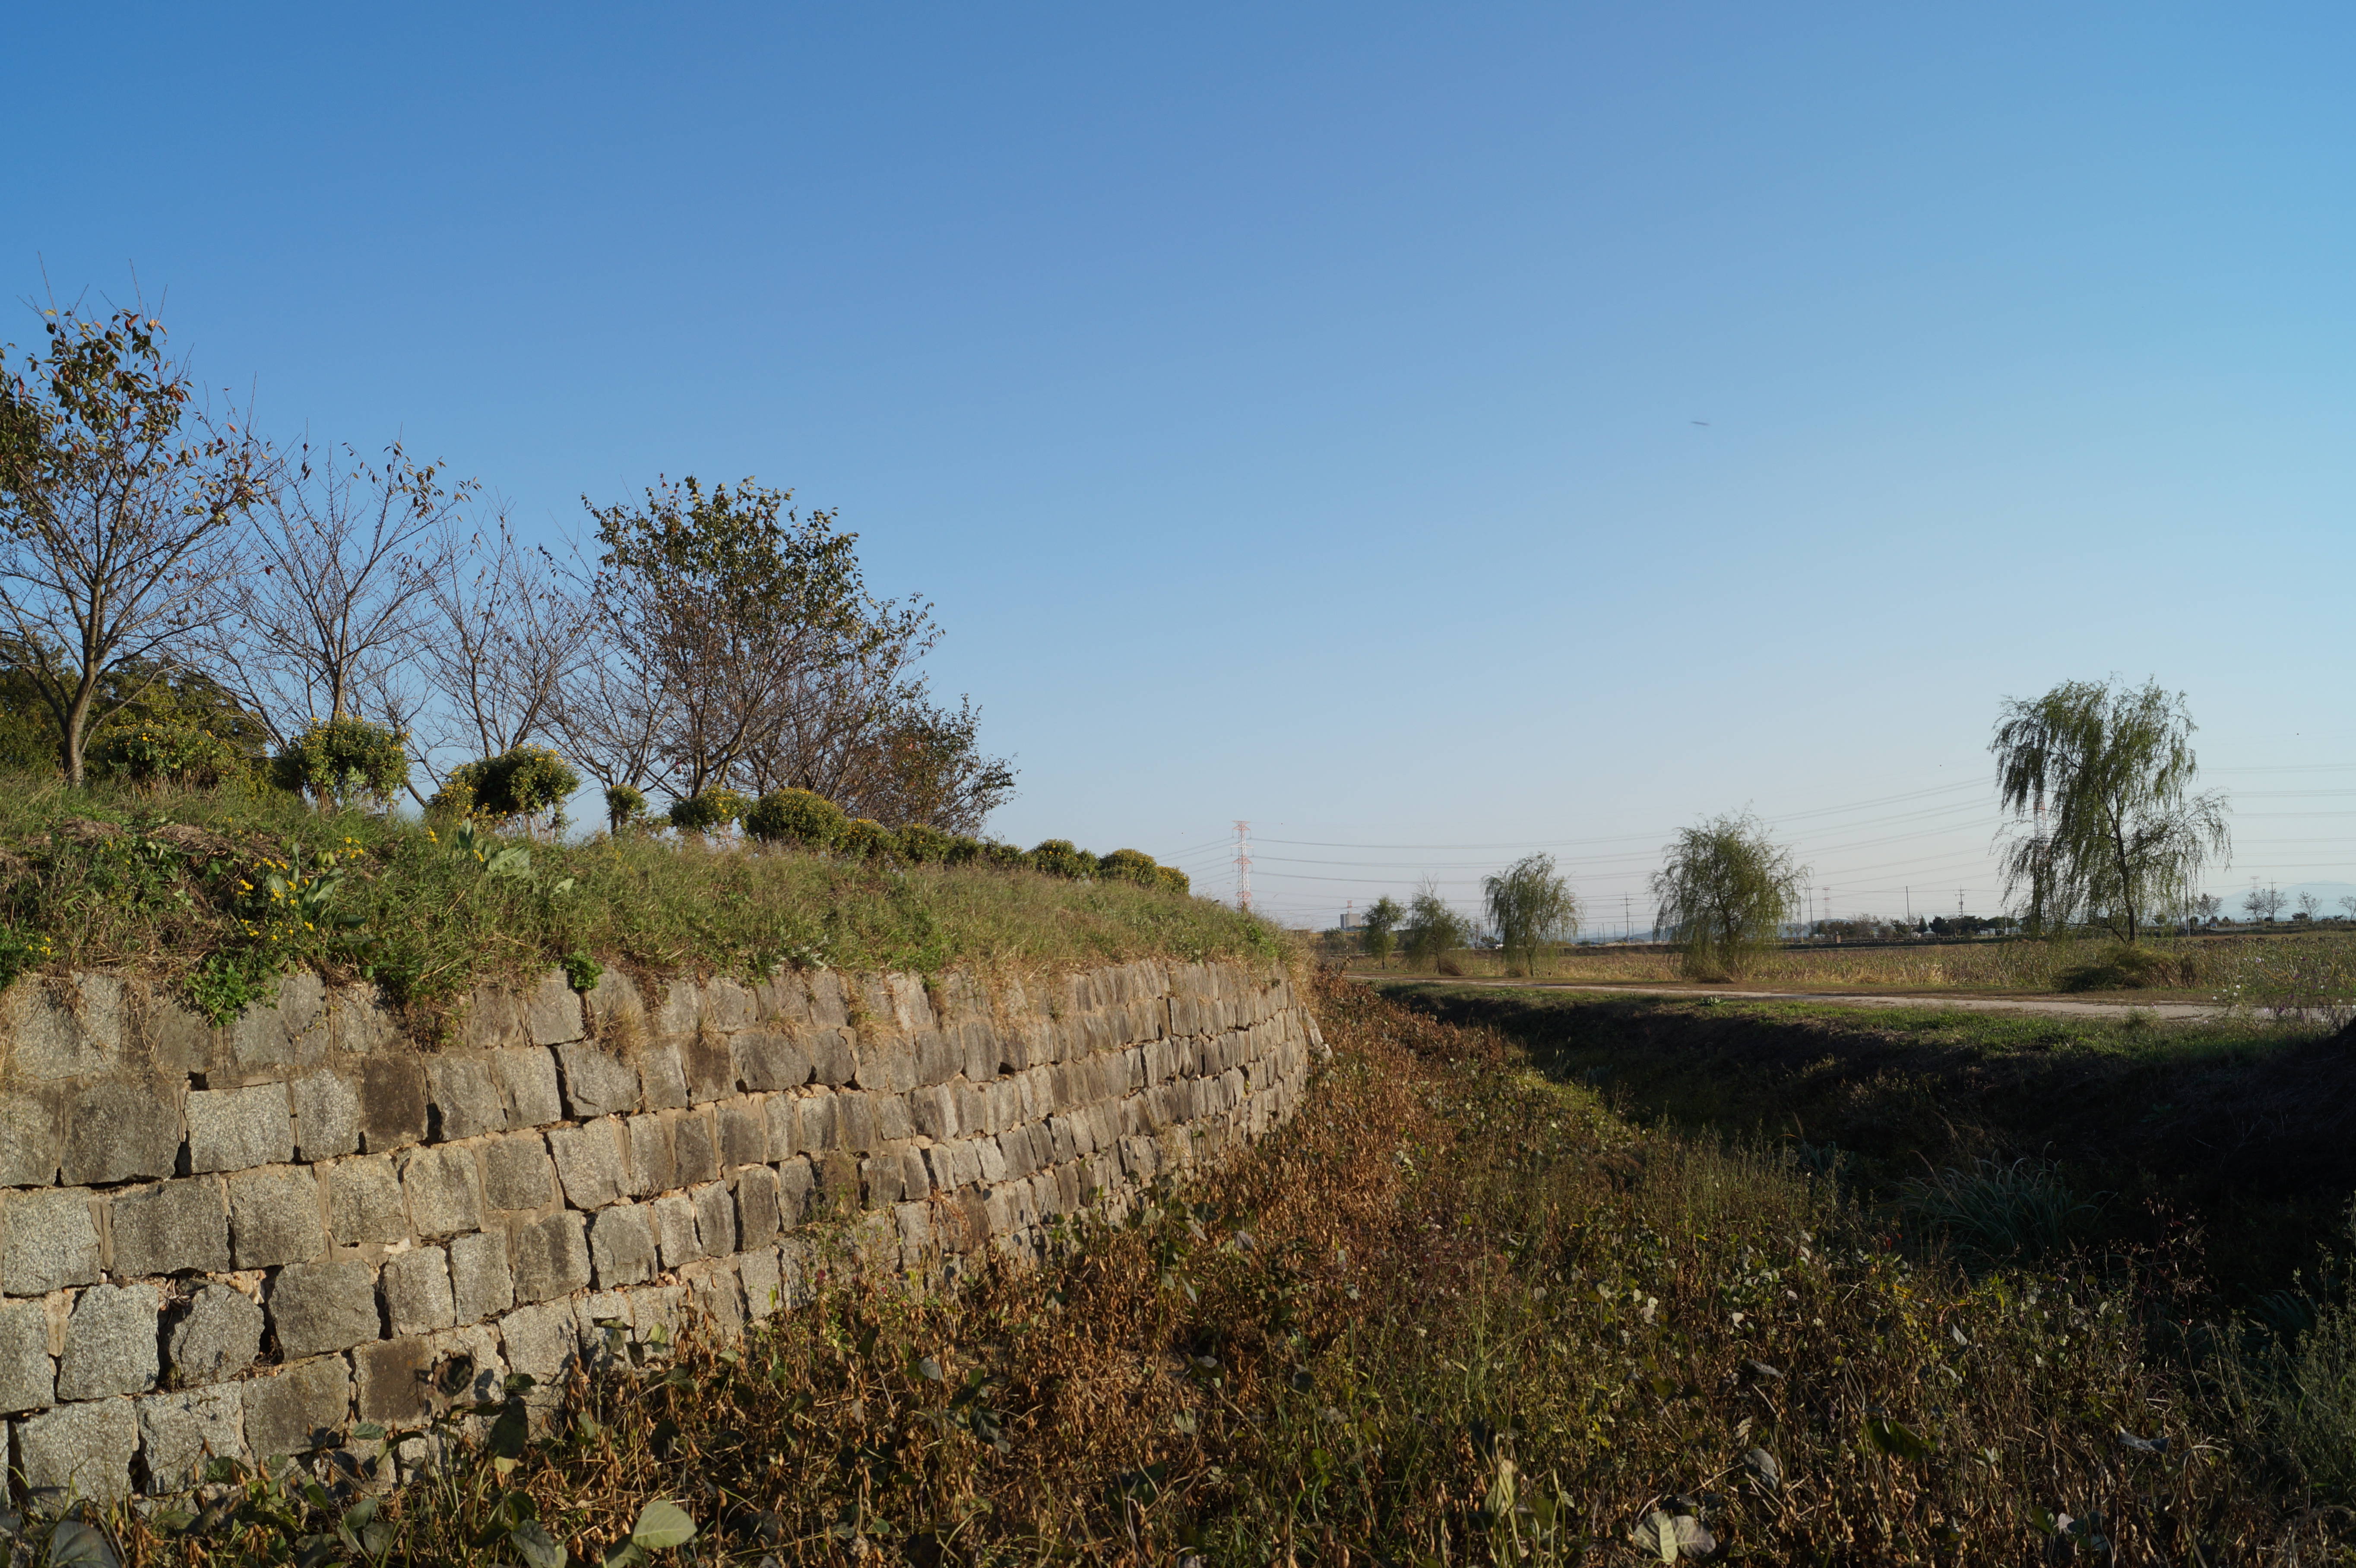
[1905,887,1911,924]
[1232,821,1252,913]
[1622,892,1631,943]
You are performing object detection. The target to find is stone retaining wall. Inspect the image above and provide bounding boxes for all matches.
[0,957,1317,1502]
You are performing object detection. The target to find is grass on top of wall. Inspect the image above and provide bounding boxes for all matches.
[0,773,1280,1028]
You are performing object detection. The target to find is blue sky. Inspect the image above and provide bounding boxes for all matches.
[10,4,2354,924]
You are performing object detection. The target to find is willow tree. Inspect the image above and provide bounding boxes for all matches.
[1483,854,1578,977]
[1651,813,1806,980]
[1992,677,2229,943]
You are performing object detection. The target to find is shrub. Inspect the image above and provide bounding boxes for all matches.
[668,789,748,833]
[1097,847,1159,886]
[978,840,1030,870]
[89,720,253,791]
[1153,864,1191,896]
[838,817,895,859]
[605,784,648,834]
[270,718,409,809]
[425,772,478,820]
[1897,1156,2097,1266]
[476,746,580,822]
[744,788,848,849]
[896,823,955,864]
[941,835,984,866]
[1030,839,1095,879]
[2058,941,2192,993]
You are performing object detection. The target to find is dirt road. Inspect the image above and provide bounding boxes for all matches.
[1361,975,2234,1023]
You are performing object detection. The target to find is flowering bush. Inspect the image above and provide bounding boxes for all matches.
[668,789,748,833]
[744,788,847,849]
[270,718,409,809]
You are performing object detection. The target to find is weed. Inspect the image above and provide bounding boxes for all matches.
[1899,1156,2098,1265]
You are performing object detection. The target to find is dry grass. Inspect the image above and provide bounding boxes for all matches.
[73,974,2344,1564]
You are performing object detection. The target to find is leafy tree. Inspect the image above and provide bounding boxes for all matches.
[272,717,408,810]
[604,784,648,835]
[0,302,265,784]
[1403,886,1472,972]
[1651,813,1806,980]
[668,788,747,833]
[1993,678,2230,943]
[437,744,579,831]
[1482,854,1578,977]
[1362,895,1403,968]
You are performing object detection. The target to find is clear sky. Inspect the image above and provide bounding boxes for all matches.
[10,4,2353,926]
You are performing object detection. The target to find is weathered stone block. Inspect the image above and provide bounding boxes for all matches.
[585,968,646,1036]
[682,1256,744,1337]
[325,1156,408,1246]
[288,1071,360,1161]
[914,1029,959,1087]
[226,1165,325,1269]
[510,1211,591,1303]
[383,1247,456,1337]
[795,1094,836,1153]
[16,1395,137,1505]
[358,1057,429,1152]
[873,1092,915,1144]
[482,1132,556,1211]
[61,1079,180,1186]
[652,1192,701,1269]
[959,1019,1000,1084]
[860,1155,904,1209]
[762,1096,799,1163]
[351,1336,437,1426]
[637,1043,689,1110]
[58,1282,160,1400]
[692,1182,736,1257]
[185,1083,293,1174]
[448,1230,513,1325]
[681,1030,735,1104]
[589,1204,656,1289]
[495,1300,577,1397]
[909,1085,957,1141]
[740,1246,782,1321]
[495,1048,565,1128]
[426,1055,507,1141]
[735,1165,781,1248]
[854,1033,916,1094]
[554,1040,639,1119]
[135,1385,245,1492]
[732,1028,810,1093]
[109,1178,230,1277]
[5,1188,100,1295]
[672,1110,719,1185]
[8,978,125,1081]
[163,1283,263,1386]
[0,1090,60,1187]
[462,984,527,1050]
[399,1145,483,1239]
[528,972,585,1046]
[268,1258,380,1357]
[623,1114,674,1197]
[835,1094,878,1156]
[0,1299,52,1412]
[808,1027,858,1086]
[546,1119,625,1210]
[240,1354,350,1458]
[718,1098,766,1169]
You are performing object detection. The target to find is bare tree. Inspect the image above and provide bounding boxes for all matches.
[0,303,264,784]
[207,440,464,748]
[421,509,595,768]
[2243,885,2283,923]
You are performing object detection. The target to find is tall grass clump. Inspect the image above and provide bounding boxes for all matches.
[1899,1155,2100,1267]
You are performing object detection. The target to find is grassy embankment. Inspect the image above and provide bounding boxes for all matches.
[70,974,2352,1564]
[0,774,1276,1030]
[1356,929,2356,1001]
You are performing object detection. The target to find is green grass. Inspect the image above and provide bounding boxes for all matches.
[0,773,1280,1030]
[73,972,2339,1564]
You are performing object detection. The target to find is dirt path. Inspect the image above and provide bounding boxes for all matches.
[1361,975,2231,1022]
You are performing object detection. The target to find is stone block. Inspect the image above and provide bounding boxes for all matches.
[959,1020,1000,1084]
[763,1097,799,1163]
[914,1028,960,1087]
[681,1030,736,1104]
[623,1114,675,1197]
[652,980,700,1037]
[909,1084,958,1141]
[589,1204,656,1289]
[495,1048,565,1128]
[861,1155,903,1210]
[240,1354,351,1458]
[854,1033,916,1094]
[0,1299,52,1412]
[448,1230,513,1324]
[637,1043,689,1110]
[427,1054,507,1141]
[185,1083,293,1174]
[426,1322,507,1408]
[546,1119,625,1210]
[135,1384,245,1492]
[510,1211,591,1303]
[528,972,585,1046]
[351,1336,437,1426]
[383,1247,456,1337]
[682,1257,744,1337]
[162,1283,263,1386]
[672,1110,719,1185]
[16,1396,137,1505]
[326,1155,409,1246]
[61,1078,180,1186]
[585,969,646,1037]
[808,1027,857,1086]
[0,1090,60,1187]
[268,1258,380,1358]
[288,1070,360,1161]
[495,1300,577,1398]
[400,1145,483,1239]
[873,1093,915,1144]
[718,1098,766,1169]
[482,1132,557,1211]
[735,1165,781,1248]
[732,1028,810,1093]
[554,1040,639,1119]
[358,1057,430,1152]
[795,1094,836,1152]
[740,1246,782,1321]
[652,1192,701,1269]
[7,978,125,1081]
[5,1188,100,1295]
[692,1182,736,1257]
[226,1165,326,1269]
[835,1094,878,1156]
[463,984,528,1050]
[57,1283,159,1400]
[109,1178,231,1277]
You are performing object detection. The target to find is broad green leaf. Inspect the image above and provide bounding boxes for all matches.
[630,1501,697,1551]
[44,1521,117,1568]
[510,1521,567,1568]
